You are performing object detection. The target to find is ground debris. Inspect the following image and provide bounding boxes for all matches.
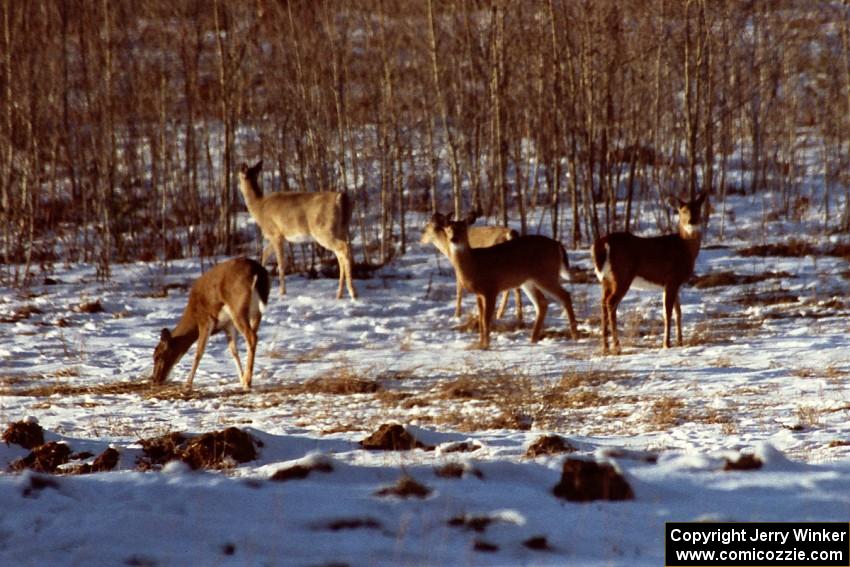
[552,458,634,502]
[137,427,258,470]
[359,423,433,451]
[3,419,45,449]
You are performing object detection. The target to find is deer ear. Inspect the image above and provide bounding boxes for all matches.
[253,160,263,172]
[240,163,250,174]
[431,212,446,227]
[159,328,172,343]
[465,211,479,225]
[696,190,708,206]
[667,196,685,209]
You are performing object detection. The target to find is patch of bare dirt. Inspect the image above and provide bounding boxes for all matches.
[74,300,105,314]
[3,419,45,449]
[435,463,478,479]
[70,448,120,474]
[693,270,793,289]
[737,240,817,257]
[0,305,43,323]
[10,441,72,473]
[552,458,634,502]
[525,435,576,458]
[724,453,763,471]
[321,518,382,531]
[137,427,258,470]
[359,423,433,451]
[375,475,432,499]
[270,460,333,482]
[523,536,553,551]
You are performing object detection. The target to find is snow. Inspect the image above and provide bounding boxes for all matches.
[1,192,850,565]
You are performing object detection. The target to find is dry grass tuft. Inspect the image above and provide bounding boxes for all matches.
[738,240,816,258]
[302,368,381,395]
[374,475,432,499]
[648,397,685,429]
[693,270,793,289]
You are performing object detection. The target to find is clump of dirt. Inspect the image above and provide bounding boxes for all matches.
[3,419,45,449]
[523,536,553,551]
[137,427,258,470]
[75,300,105,314]
[375,475,432,499]
[552,458,634,502]
[724,453,763,471]
[692,271,793,289]
[473,540,499,553]
[441,441,481,453]
[359,423,433,451]
[322,518,382,531]
[435,463,484,480]
[525,435,576,458]
[137,432,186,468]
[270,460,333,482]
[71,448,120,474]
[738,241,817,258]
[448,515,494,532]
[0,305,43,323]
[10,441,72,473]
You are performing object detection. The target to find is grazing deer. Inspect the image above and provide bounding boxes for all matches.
[421,213,523,323]
[591,191,707,354]
[152,257,270,390]
[238,161,357,300]
[435,212,579,349]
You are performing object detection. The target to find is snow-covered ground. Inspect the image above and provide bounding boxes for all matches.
[1,193,850,566]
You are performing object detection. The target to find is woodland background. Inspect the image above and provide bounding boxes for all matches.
[1,0,848,284]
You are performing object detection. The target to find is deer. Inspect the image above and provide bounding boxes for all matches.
[421,213,523,324]
[237,160,357,300]
[591,191,708,354]
[434,212,579,349]
[151,257,270,390]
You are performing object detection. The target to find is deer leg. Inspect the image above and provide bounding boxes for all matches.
[230,305,257,390]
[606,286,628,355]
[522,284,548,343]
[224,325,243,379]
[536,277,578,340]
[333,241,357,300]
[475,295,487,348]
[662,285,680,349]
[601,285,611,353]
[272,238,286,296]
[495,290,509,320]
[675,297,683,346]
[454,275,464,318]
[514,288,523,324]
[186,321,212,390]
[480,292,497,349]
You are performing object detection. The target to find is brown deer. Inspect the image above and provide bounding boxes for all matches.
[435,212,579,349]
[591,192,707,354]
[238,161,357,300]
[421,213,523,323]
[152,257,270,390]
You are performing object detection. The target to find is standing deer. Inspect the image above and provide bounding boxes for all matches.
[238,161,357,300]
[152,257,270,390]
[421,213,523,323]
[591,191,707,354]
[435,212,579,349]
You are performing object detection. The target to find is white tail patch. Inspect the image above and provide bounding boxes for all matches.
[252,287,266,316]
[594,244,612,282]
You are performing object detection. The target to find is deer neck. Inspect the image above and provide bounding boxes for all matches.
[678,224,703,265]
[239,179,264,212]
[448,240,476,278]
[170,317,201,360]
